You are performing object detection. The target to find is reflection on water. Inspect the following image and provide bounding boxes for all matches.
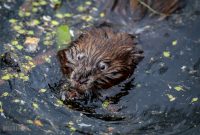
[0,0,200,134]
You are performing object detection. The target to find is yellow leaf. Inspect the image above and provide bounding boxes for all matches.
[191,98,198,103]
[32,102,39,110]
[55,13,64,19]
[172,40,178,46]
[34,120,43,127]
[55,99,63,106]
[16,45,23,50]
[174,85,184,91]
[67,121,76,132]
[85,1,92,5]
[13,99,20,103]
[39,88,47,93]
[27,120,33,124]
[51,20,59,26]
[1,74,11,80]
[102,100,110,108]
[24,37,40,45]
[163,51,170,58]
[100,12,105,17]
[1,92,9,97]
[166,94,176,102]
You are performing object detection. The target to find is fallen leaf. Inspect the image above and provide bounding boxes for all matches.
[166,94,176,102]
[1,92,9,97]
[102,100,110,109]
[24,37,40,52]
[163,51,171,58]
[172,40,178,46]
[174,85,184,91]
[1,74,11,80]
[39,88,47,93]
[56,25,71,50]
[191,97,198,103]
[34,120,43,127]
[32,102,39,110]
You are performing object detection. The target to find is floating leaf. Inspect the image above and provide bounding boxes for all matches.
[85,1,92,5]
[24,37,40,52]
[100,12,105,17]
[32,19,40,26]
[39,0,47,5]
[18,72,29,81]
[102,100,110,109]
[11,40,19,45]
[16,45,23,50]
[67,121,76,132]
[25,12,31,17]
[1,74,11,80]
[81,15,93,22]
[32,7,38,12]
[43,40,52,46]
[55,99,63,106]
[13,25,22,31]
[13,99,20,103]
[51,20,59,26]
[55,13,64,19]
[9,19,17,23]
[64,13,72,17]
[32,2,40,6]
[39,88,47,93]
[191,97,198,103]
[22,76,29,81]
[166,94,176,101]
[174,85,184,91]
[163,51,170,58]
[56,25,71,50]
[1,92,9,97]
[27,30,34,35]
[18,29,26,34]
[51,0,61,5]
[27,120,33,124]
[25,56,33,60]
[34,120,43,127]
[172,40,178,46]
[32,102,39,110]
[44,57,51,63]
[77,5,85,12]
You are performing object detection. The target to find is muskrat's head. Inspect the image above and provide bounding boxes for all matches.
[58,27,143,96]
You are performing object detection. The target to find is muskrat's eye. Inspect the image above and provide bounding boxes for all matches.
[98,61,108,71]
[77,53,85,60]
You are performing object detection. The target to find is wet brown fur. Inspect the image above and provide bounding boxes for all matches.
[58,27,143,94]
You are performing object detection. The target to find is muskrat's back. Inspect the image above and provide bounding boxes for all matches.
[58,27,143,96]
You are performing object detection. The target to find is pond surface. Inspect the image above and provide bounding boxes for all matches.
[0,0,200,134]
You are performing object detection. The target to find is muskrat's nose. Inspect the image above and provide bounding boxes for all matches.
[72,74,89,84]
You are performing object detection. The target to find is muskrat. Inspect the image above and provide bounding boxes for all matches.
[57,27,143,98]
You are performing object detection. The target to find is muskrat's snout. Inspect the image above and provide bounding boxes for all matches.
[71,72,89,85]
[69,67,94,94]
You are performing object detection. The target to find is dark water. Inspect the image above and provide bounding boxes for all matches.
[0,0,200,134]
